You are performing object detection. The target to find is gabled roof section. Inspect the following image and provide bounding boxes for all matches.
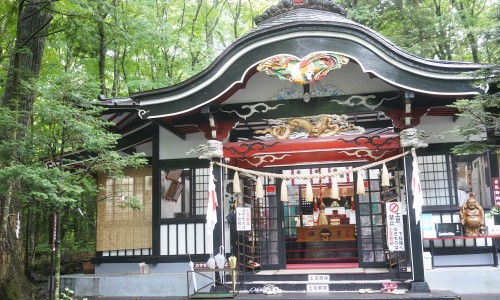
[131,0,491,120]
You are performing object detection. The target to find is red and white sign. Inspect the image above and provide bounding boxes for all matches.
[386,202,405,251]
[493,177,500,207]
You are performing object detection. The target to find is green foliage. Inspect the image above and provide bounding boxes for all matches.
[448,90,500,155]
[341,0,498,63]
[60,287,87,300]
[117,196,145,211]
[488,206,500,217]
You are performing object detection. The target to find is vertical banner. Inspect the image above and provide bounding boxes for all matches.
[236,206,251,231]
[492,177,500,207]
[386,202,405,251]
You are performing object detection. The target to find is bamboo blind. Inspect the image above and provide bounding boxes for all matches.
[96,167,152,251]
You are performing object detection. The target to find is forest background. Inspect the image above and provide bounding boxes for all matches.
[0,0,498,299]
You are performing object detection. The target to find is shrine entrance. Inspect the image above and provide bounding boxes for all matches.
[281,166,359,267]
[279,163,405,269]
[232,158,409,272]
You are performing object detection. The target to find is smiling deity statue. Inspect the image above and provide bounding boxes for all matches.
[459,192,485,237]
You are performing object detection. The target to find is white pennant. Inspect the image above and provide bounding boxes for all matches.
[206,164,218,235]
[255,176,265,199]
[233,171,241,194]
[15,212,20,239]
[381,163,390,187]
[412,149,424,224]
[330,176,339,199]
[357,171,365,195]
[281,180,289,202]
[305,179,314,202]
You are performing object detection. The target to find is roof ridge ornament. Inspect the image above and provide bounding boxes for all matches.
[255,0,347,25]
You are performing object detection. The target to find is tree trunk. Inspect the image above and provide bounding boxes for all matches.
[96,0,109,97]
[0,1,52,298]
[97,15,107,97]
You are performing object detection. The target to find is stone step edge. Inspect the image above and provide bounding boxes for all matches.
[238,280,409,284]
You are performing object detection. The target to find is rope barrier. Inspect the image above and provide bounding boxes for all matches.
[212,148,412,180]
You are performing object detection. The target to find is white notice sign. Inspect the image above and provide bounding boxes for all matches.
[236,206,251,231]
[386,202,405,251]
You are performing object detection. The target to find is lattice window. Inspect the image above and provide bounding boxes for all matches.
[194,168,210,215]
[160,167,210,218]
[418,154,455,206]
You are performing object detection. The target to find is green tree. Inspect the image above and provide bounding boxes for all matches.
[448,76,500,155]
[341,0,498,63]
[0,1,53,297]
[0,72,146,299]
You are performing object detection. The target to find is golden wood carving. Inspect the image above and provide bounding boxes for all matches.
[459,192,485,236]
[254,114,362,140]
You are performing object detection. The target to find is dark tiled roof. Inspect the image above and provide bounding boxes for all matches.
[254,0,347,24]
[243,7,486,70]
[252,8,355,31]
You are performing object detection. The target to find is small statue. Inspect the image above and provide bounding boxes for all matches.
[459,192,485,236]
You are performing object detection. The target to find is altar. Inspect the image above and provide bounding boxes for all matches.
[296,224,356,242]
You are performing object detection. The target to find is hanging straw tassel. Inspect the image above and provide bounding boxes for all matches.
[330,176,339,199]
[255,176,265,199]
[381,163,390,187]
[357,171,366,195]
[280,180,289,202]
[305,179,314,202]
[233,171,241,194]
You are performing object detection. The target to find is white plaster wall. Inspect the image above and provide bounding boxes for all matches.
[415,115,485,144]
[159,128,207,160]
[135,141,152,157]
[225,62,397,104]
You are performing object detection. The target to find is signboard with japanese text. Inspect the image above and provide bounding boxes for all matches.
[493,177,500,207]
[236,206,251,231]
[386,202,405,251]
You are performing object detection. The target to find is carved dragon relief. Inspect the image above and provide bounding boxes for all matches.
[254,114,364,140]
[400,128,443,148]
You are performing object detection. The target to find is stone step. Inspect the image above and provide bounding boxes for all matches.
[233,290,459,300]
[237,280,411,293]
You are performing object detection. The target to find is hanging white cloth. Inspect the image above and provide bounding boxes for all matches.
[411,150,424,224]
[206,163,218,235]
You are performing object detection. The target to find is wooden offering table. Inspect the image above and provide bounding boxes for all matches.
[296,224,356,242]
